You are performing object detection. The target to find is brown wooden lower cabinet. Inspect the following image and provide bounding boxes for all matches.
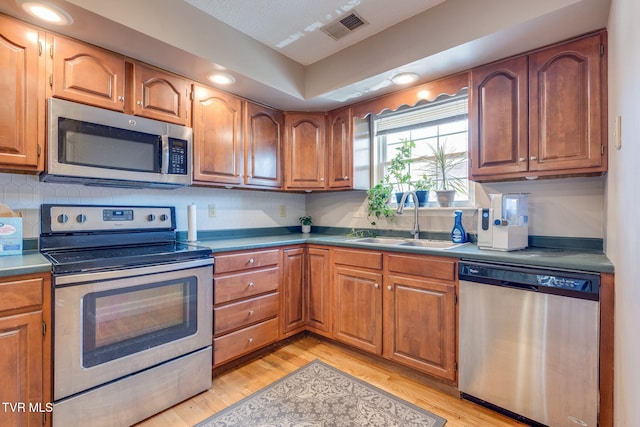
[306,246,331,336]
[212,249,281,367]
[281,247,306,337]
[0,273,52,427]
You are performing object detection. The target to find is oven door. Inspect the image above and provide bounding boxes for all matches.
[53,258,212,401]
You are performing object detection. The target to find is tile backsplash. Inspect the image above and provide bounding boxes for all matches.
[0,173,306,239]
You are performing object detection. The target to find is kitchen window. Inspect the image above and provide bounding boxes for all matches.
[373,90,471,205]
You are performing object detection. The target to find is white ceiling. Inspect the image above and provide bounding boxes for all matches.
[0,0,611,111]
[183,0,446,66]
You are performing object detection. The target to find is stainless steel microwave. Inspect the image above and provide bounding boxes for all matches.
[42,98,193,189]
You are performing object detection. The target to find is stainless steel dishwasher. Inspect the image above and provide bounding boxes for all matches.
[458,260,600,427]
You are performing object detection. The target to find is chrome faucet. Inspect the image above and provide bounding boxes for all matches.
[396,191,420,239]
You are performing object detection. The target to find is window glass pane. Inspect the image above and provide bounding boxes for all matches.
[374,92,471,204]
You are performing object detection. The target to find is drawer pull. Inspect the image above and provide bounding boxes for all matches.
[248,309,255,316]
[248,337,254,343]
[387,285,392,291]
[248,282,255,288]
[248,258,255,264]
[374,283,380,289]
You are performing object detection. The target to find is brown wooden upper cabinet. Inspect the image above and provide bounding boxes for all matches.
[244,101,283,188]
[128,61,189,126]
[50,35,126,112]
[0,15,45,172]
[284,112,327,190]
[192,83,244,186]
[470,31,607,181]
[327,107,353,189]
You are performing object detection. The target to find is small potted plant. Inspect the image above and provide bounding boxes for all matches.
[428,141,466,207]
[386,138,414,206]
[413,173,435,207]
[298,215,312,233]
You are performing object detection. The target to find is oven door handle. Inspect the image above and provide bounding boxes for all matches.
[54,257,213,286]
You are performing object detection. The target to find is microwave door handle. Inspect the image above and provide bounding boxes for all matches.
[161,135,169,175]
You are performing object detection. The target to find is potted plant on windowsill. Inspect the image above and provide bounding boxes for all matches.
[413,174,434,207]
[428,141,466,207]
[386,138,414,206]
[298,215,312,233]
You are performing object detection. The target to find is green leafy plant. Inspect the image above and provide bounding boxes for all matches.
[428,141,466,192]
[385,138,414,193]
[298,215,312,226]
[413,173,435,191]
[366,182,395,226]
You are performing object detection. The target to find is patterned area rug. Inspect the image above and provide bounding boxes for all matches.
[196,359,447,427]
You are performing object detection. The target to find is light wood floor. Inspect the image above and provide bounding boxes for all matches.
[136,336,525,427]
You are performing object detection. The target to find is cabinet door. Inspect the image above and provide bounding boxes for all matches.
[130,61,189,125]
[529,33,605,173]
[327,107,353,189]
[192,84,243,185]
[469,56,529,179]
[0,16,44,170]
[245,102,283,188]
[284,113,327,190]
[306,247,330,335]
[0,310,44,427]
[384,275,456,382]
[281,247,306,336]
[333,266,382,355]
[51,35,125,111]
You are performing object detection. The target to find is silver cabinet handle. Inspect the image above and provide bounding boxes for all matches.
[137,100,143,106]
[530,156,538,160]
[344,176,349,180]
[320,178,325,182]
[519,157,526,162]
[248,310,255,316]
[248,337,254,343]
[387,285,392,291]
[248,282,255,287]
[118,96,124,102]
[374,283,379,288]
[248,258,255,264]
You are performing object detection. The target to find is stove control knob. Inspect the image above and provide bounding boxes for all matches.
[159,214,168,222]
[147,214,156,221]
[76,214,87,223]
[57,214,68,224]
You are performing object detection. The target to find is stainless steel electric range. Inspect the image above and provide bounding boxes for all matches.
[40,204,213,427]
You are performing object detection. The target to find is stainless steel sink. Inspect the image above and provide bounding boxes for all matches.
[397,240,465,249]
[352,237,406,245]
[352,237,465,250]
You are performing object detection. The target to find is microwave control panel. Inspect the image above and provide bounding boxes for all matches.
[168,138,188,175]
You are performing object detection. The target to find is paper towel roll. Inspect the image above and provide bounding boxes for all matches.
[187,204,197,242]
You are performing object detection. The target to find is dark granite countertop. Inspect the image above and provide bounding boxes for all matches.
[193,232,614,274]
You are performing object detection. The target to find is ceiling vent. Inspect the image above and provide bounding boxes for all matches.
[321,11,368,40]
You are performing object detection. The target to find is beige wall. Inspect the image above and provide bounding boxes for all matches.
[307,177,605,238]
[607,0,640,424]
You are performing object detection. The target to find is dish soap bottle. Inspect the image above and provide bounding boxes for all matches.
[451,210,467,243]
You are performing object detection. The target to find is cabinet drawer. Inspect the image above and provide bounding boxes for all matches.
[214,249,280,273]
[214,267,279,303]
[0,278,43,313]
[333,249,382,270]
[387,254,456,282]
[214,292,279,336]
[213,318,279,366]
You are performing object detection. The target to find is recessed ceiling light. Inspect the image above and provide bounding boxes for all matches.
[391,72,419,85]
[208,73,235,85]
[18,1,73,25]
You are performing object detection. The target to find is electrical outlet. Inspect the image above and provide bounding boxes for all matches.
[279,205,286,217]
[208,204,216,218]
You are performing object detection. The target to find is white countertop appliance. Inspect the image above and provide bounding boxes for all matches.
[477,193,528,251]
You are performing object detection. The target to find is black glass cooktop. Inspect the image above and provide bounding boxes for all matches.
[43,242,212,274]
